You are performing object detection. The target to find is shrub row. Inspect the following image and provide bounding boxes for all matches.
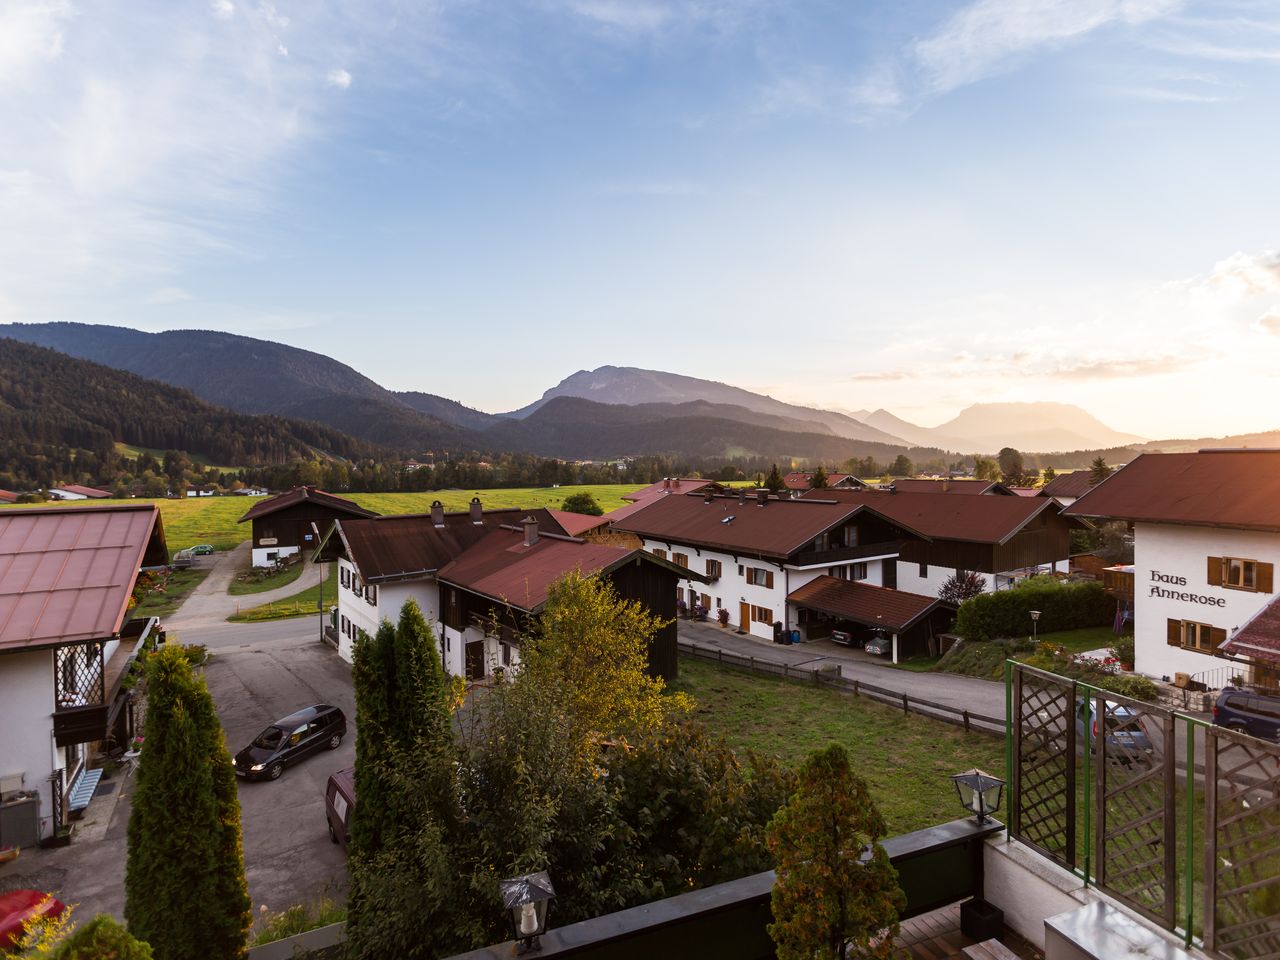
[954,579,1114,642]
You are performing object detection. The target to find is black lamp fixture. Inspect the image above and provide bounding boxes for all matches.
[1029,608,1041,644]
[500,871,556,954]
[951,768,1005,825]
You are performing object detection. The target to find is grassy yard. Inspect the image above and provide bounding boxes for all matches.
[132,567,211,619]
[0,485,646,559]
[669,656,1005,835]
[227,559,305,596]
[227,564,339,622]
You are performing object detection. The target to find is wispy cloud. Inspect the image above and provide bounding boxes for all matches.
[0,0,72,85]
[326,67,352,89]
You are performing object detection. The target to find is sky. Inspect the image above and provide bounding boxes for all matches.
[1,0,1279,439]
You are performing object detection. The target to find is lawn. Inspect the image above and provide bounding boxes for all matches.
[0,484,646,559]
[1033,626,1119,654]
[132,567,211,619]
[669,656,1005,835]
[227,564,339,622]
[227,558,305,596]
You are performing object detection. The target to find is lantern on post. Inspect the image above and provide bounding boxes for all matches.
[499,871,556,954]
[951,768,1005,824]
[1029,609,1041,645]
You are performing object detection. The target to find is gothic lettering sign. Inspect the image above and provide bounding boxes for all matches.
[1147,570,1225,607]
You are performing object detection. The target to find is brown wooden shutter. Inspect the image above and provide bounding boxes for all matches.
[1210,627,1227,654]
[765,570,774,590]
[1207,557,1224,586]
[1257,562,1274,593]
[1167,618,1181,646]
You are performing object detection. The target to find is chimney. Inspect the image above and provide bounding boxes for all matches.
[663,477,672,492]
[739,488,748,505]
[522,515,539,547]
[431,500,444,527]
[704,489,715,504]
[470,496,483,525]
[942,477,950,493]
[756,488,769,506]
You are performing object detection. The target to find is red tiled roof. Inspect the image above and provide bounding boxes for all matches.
[437,527,638,612]
[546,509,611,538]
[800,488,1069,544]
[318,508,565,582]
[621,478,722,502]
[1009,487,1041,497]
[1220,595,1280,665]
[600,499,658,525]
[0,491,17,504]
[891,479,1012,496]
[53,484,112,499]
[0,504,168,653]
[1039,471,1096,500]
[611,491,926,559]
[238,486,377,524]
[783,473,863,491]
[787,576,954,632]
[1064,452,1280,532]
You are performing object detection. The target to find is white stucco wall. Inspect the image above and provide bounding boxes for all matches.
[895,558,1066,599]
[334,560,449,670]
[1132,522,1280,679]
[252,544,300,568]
[0,649,59,839]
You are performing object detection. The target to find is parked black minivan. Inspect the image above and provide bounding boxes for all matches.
[234,704,347,781]
[1213,689,1280,742]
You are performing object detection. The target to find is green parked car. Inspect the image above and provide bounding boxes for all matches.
[190,544,215,555]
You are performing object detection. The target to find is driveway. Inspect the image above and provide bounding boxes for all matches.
[678,618,1007,721]
[165,544,324,632]
[0,619,352,923]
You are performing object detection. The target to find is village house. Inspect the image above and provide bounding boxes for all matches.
[620,477,725,503]
[890,478,1014,496]
[610,487,933,646]
[0,504,167,845]
[782,472,868,492]
[238,485,377,567]
[47,485,112,501]
[1065,450,1280,682]
[800,488,1079,596]
[315,500,691,680]
[1038,470,1097,506]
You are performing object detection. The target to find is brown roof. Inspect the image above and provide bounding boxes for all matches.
[53,484,112,499]
[0,504,168,653]
[801,488,1069,544]
[437,527,639,612]
[600,499,658,525]
[238,486,377,524]
[787,576,954,632]
[891,479,1012,496]
[0,491,17,504]
[611,491,926,559]
[1039,471,1096,500]
[621,478,722,503]
[783,473,864,491]
[318,507,566,583]
[546,509,611,538]
[1220,595,1280,665]
[1064,452,1280,532]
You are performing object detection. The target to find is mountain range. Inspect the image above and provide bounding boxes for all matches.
[3,322,1255,466]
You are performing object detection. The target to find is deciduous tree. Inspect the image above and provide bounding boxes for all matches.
[889,454,913,477]
[997,447,1024,486]
[938,570,988,605]
[560,491,604,516]
[768,745,905,960]
[972,456,1000,481]
[126,645,250,960]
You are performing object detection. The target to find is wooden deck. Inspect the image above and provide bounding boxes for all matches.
[890,902,1042,960]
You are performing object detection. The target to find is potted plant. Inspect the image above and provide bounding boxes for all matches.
[1110,636,1135,672]
[675,598,687,620]
[717,607,730,628]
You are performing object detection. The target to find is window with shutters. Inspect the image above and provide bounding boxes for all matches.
[746,567,774,589]
[705,558,722,579]
[672,552,689,569]
[1209,556,1274,593]
[652,548,667,561]
[341,567,349,589]
[852,562,868,581]
[1169,618,1223,654]
[365,583,377,606]
[751,605,774,624]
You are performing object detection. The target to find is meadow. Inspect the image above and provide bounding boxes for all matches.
[0,485,646,556]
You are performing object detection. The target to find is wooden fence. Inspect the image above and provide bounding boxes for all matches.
[677,640,1003,737]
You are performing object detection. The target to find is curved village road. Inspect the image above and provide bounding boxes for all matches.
[164,543,324,633]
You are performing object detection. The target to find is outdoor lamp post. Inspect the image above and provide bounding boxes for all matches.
[951,768,1005,825]
[1029,609,1041,644]
[500,871,556,954]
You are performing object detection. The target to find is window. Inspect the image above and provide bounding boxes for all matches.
[851,562,868,581]
[700,593,711,609]
[706,559,722,578]
[746,567,774,589]
[919,562,928,578]
[751,605,774,624]
[502,643,512,667]
[652,548,667,561]
[1209,556,1274,593]
[340,567,349,589]
[1168,618,1222,653]
[673,552,689,569]
[365,584,377,606]
[341,614,348,635]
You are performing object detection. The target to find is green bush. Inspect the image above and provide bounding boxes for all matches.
[954,580,1114,642]
[51,915,153,959]
[250,899,346,947]
[1020,644,1158,703]
[1098,674,1159,702]
[1109,636,1135,665]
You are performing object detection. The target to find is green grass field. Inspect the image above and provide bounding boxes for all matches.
[227,559,306,596]
[0,484,647,559]
[132,567,211,619]
[227,564,339,622]
[113,442,241,473]
[669,656,1005,835]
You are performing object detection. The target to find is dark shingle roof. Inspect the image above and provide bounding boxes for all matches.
[801,488,1069,544]
[891,479,1013,496]
[787,576,953,632]
[1039,471,1096,500]
[238,486,377,524]
[1064,452,1280,532]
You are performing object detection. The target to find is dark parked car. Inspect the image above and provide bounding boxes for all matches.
[1075,698,1153,760]
[325,767,356,851]
[1213,689,1280,741]
[234,704,346,781]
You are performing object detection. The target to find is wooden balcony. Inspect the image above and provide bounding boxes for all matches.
[791,540,904,569]
[1102,565,1134,601]
[52,617,158,747]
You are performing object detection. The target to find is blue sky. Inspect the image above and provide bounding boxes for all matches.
[2,0,1279,438]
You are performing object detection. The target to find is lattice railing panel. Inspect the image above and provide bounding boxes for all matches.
[1013,669,1076,868]
[54,641,104,708]
[1206,728,1280,960]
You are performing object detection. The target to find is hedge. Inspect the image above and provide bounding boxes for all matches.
[954,580,1114,642]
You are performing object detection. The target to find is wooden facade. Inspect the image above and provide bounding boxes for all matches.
[897,508,1075,574]
[251,500,367,556]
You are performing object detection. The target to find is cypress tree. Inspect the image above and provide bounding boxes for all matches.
[349,623,396,856]
[125,644,250,960]
[392,599,451,746]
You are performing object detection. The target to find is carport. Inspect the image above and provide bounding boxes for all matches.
[787,576,956,663]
